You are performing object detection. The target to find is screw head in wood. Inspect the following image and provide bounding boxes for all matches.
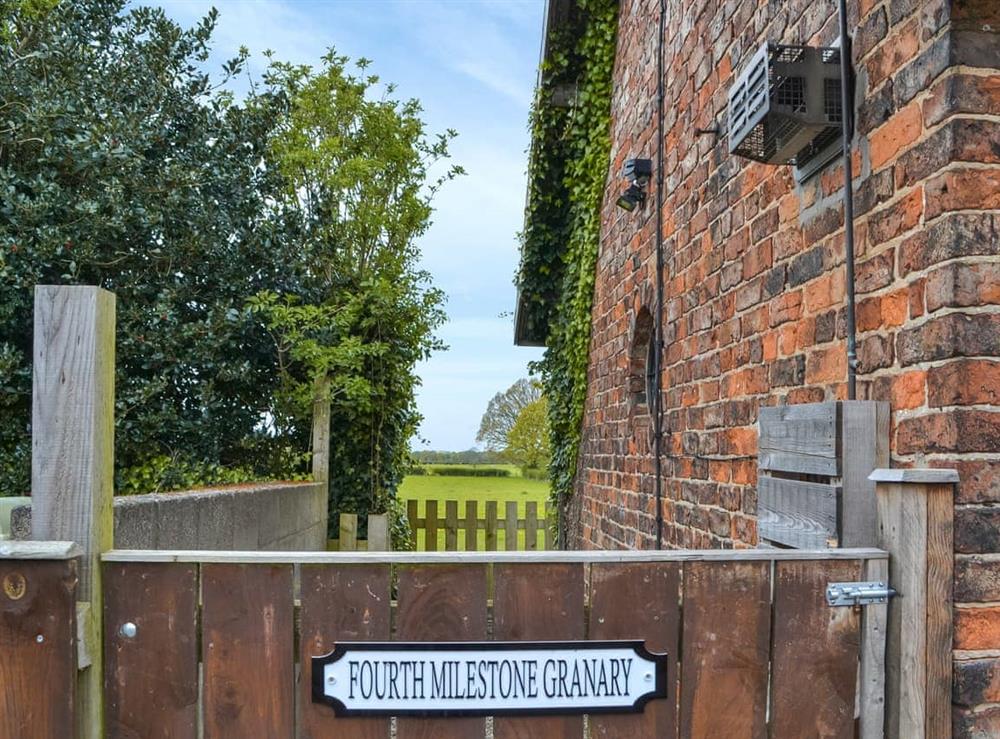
[120,622,137,639]
[35,634,44,643]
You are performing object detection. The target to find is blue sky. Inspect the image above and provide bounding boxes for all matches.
[156,0,546,451]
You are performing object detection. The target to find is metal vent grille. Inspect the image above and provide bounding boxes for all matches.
[728,42,843,167]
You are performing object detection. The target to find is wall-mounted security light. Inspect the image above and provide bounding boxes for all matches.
[615,158,652,212]
[728,43,843,169]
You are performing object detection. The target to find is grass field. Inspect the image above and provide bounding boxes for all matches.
[398,468,550,550]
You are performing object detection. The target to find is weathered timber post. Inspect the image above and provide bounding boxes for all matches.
[872,468,957,739]
[31,285,115,739]
[311,375,331,489]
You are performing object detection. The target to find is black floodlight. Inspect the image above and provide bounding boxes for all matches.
[616,158,652,212]
[728,43,843,168]
[616,184,646,212]
[623,158,652,186]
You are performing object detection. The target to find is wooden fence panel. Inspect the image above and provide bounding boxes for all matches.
[300,563,391,739]
[525,502,539,551]
[424,501,438,552]
[769,559,862,739]
[493,562,585,739]
[445,500,458,551]
[679,561,770,739]
[407,500,419,550]
[396,564,488,739]
[0,558,77,738]
[589,562,679,739]
[464,501,478,551]
[485,502,498,551]
[202,564,294,738]
[103,562,198,738]
[504,502,518,552]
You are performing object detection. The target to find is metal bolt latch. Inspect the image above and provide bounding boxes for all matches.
[826,581,897,607]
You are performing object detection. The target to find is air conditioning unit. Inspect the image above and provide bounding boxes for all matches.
[728,43,843,169]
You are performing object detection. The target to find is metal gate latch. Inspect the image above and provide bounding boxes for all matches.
[825,581,897,607]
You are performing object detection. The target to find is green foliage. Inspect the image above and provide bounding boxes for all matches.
[253,52,455,533]
[411,465,512,478]
[517,0,618,524]
[503,397,551,472]
[411,449,502,465]
[476,378,541,451]
[0,0,452,517]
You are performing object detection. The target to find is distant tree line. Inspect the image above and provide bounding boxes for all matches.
[0,0,459,534]
[411,449,503,465]
[476,378,550,475]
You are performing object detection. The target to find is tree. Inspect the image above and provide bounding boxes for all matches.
[0,0,297,494]
[0,0,454,518]
[248,51,458,529]
[503,397,551,471]
[476,378,542,451]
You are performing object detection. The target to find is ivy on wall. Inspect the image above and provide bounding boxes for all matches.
[518,0,618,528]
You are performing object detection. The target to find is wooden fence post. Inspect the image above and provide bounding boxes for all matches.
[872,468,957,739]
[31,285,116,739]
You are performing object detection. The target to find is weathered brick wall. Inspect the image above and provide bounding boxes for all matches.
[574,0,998,731]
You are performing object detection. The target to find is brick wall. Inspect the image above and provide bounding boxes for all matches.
[572,0,999,731]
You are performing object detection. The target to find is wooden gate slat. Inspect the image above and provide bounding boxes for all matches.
[0,559,77,738]
[770,559,862,739]
[300,564,391,739]
[202,563,294,738]
[679,561,770,739]
[588,562,679,739]
[493,562,585,739]
[103,562,197,738]
[396,563,488,739]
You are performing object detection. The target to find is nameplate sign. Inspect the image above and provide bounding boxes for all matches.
[312,640,668,717]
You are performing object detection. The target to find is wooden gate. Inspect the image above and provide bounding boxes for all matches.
[82,548,886,738]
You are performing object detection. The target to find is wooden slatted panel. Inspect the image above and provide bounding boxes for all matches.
[396,564,488,739]
[0,559,77,738]
[524,502,539,551]
[679,561,770,739]
[758,476,841,548]
[340,514,359,551]
[464,501,478,551]
[493,562,585,739]
[103,562,197,738]
[504,502,518,551]
[300,564,391,739]
[485,502,498,551]
[589,562,679,739]
[406,500,419,550]
[758,402,839,475]
[445,500,459,551]
[367,515,390,552]
[769,559,862,738]
[202,564,294,738]
[424,501,438,552]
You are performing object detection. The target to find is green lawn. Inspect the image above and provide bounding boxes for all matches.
[398,471,550,550]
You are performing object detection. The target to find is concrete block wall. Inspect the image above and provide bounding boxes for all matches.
[10,481,327,551]
[568,0,999,731]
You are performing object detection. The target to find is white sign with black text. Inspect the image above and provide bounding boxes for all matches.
[312,641,668,717]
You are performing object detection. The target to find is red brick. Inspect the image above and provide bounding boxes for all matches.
[868,187,923,242]
[769,290,803,327]
[873,369,926,410]
[870,101,923,171]
[937,459,1000,504]
[897,410,1000,454]
[954,658,1000,708]
[806,346,848,384]
[925,261,1000,313]
[928,359,1000,407]
[925,168,1000,220]
[955,606,1000,651]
